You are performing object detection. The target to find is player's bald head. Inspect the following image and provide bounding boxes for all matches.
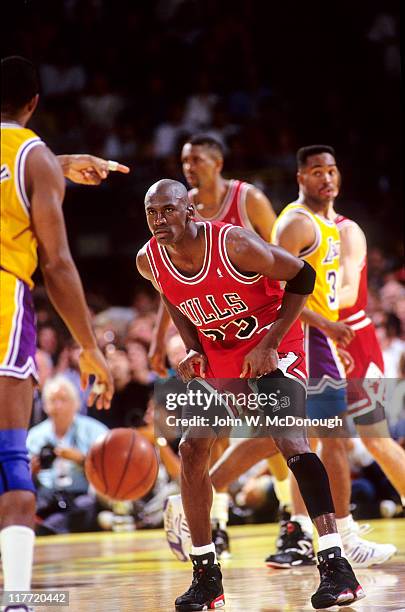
[145,179,188,206]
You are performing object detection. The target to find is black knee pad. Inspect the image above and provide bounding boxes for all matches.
[287,452,334,519]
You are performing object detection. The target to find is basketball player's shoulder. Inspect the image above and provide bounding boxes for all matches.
[335,215,366,245]
[136,242,153,276]
[277,203,314,232]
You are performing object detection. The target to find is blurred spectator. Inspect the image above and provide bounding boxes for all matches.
[39,46,86,100]
[37,323,63,364]
[56,339,91,414]
[127,340,155,385]
[368,247,389,292]
[182,73,218,129]
[27,375,108,535]
[31,349,55,426]
[153,102,189,157]
[380,279,405,312]
[127,314,156,348]
[375,315,405,377]
[80,72,125,129]
[131,287,159,316]
[96,348,151,428]
[93,307,134,350]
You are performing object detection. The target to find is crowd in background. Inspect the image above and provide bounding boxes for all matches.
[5,0,401,302]
[5,0,402,531]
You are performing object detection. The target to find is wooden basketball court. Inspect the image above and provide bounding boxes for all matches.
[23,519,405,611]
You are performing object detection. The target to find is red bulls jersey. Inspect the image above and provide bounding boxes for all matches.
[190,180,254,230]
[335,215,370,331]
[145,221,303,378]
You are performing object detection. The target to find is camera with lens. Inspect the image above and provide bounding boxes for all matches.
[39,443,57,469]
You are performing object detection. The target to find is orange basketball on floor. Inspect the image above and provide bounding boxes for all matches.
[85,428,159,501]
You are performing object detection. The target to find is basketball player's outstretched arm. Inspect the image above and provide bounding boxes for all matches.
[245,186,276,240]
[225,227,316,377]
[28,145,113,408]
[338,221,366,309]
[57,154,130,185]
[137,249,206,381]
[274,211,354,347]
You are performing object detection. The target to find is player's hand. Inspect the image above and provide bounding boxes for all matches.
[54,447,85,465]
[148,344,168,378]
[79,347,114,409]
[240,346,279,378]
[337,346,355,374]
[324,321,355,347]
[30,455,41,475]
[177,350,207,382]
[62,154,130,185]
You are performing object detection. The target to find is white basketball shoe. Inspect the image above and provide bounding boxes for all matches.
[163,494,191,562]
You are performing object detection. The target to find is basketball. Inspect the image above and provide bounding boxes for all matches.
[85,428,159,501]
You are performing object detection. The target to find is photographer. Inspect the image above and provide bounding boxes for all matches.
[27,375,108,534]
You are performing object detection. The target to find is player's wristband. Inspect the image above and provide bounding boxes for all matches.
[285,260,316,295]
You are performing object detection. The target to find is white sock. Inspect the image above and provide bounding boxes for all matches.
[318,532,345,555]
[191,542,217,563]
[0,525,35,590]
[336,514,354,537]
[291,514,313,536]
[401,496,405,508]
[210,491,229,530]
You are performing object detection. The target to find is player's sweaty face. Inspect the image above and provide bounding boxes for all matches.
[181,144,218,188]
[145,194,187,244]
[299,153,340,202]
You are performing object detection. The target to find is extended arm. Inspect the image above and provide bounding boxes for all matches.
[338,222,366,309]
[28,145,113,407]
[226,227,315,376]
[245,186,277,241]
[136,249,206,380]
[57,154,129,185]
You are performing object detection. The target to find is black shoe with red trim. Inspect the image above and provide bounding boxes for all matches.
[265,520,316,568]
[175,552,225,611]
[311,546,366,609]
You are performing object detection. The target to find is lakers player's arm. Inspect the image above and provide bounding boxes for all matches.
[338,222,367,309]
[245,186,276,241]
[226,227,314,376]
[273,211,354,345]
[28,145,113,408]
[57,154,130,185]
[136,249,206,381]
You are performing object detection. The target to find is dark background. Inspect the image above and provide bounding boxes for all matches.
[3,0,401,304]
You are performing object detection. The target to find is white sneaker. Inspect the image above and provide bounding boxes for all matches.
[351,520,373,536]
[343,533,396,568]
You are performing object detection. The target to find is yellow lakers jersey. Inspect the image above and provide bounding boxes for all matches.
[271,201,340,321]
[0,123,45,288]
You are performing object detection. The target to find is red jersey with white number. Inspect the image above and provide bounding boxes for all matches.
[335,215,384,395]
[190,180,255,231]
[145,221,304,379]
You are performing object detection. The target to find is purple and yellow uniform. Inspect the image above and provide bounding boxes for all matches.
[0,122,44,380]
[272,201,346,417]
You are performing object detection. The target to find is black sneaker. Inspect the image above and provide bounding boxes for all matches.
[274,504,292,552]
[212,522,231,560]
[265,521,316,568]
[175,552,225,611]
[311,546,365,609]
